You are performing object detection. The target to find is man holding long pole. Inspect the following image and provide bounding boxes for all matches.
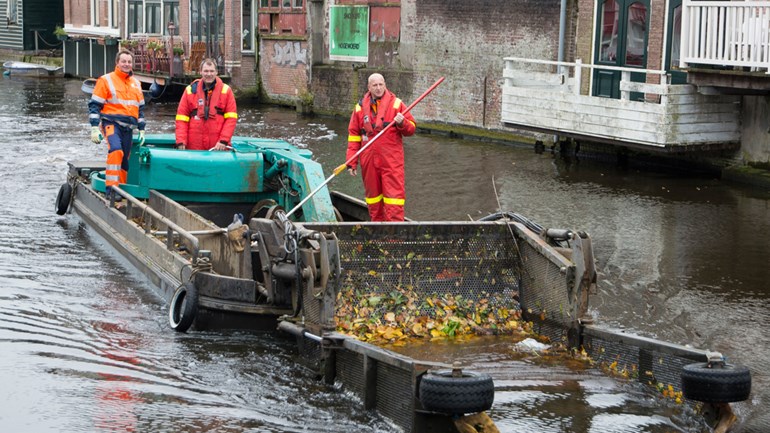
[346,73,416,221]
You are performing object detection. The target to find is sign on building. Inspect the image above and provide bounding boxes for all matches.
[329,5,369,62]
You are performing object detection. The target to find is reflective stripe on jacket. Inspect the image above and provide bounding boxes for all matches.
[88,66,145,130]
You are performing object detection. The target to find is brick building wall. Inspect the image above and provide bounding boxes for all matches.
[310,0,570,131]
[260,38,310,103]
[64,0,90,28]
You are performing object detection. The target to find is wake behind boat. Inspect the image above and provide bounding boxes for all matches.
[3,60,63,77]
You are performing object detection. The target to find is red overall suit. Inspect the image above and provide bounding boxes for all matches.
[175,77,238,150]
[346,90,416,221]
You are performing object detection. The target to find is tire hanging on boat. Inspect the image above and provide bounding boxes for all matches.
[55,183,72,215]
[418,369,495,415]
[168,282,198,332]
[681,362,751,403]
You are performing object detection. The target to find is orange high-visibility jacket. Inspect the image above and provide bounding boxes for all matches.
[88,67,145,130]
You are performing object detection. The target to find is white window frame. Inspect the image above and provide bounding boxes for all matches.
[242,0,255,52]
[90,0,119,30]
[6,0,17,25]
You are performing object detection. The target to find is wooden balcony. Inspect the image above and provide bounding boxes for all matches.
[681,0,770,74]
[501,58,741,151]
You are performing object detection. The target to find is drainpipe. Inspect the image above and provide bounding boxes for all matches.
[555,0,568,148]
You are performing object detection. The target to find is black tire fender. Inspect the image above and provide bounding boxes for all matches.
[681,362,751,403]
[55,183,72,215]
[419,369,495,415]
[168,282,198,333]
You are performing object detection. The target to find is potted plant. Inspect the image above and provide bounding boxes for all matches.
[173,47,184,57]
[120,39,137,50]
[146,40,163,52]
[54,26,68,41]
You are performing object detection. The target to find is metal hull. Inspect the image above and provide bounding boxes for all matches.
[70,175,292,332]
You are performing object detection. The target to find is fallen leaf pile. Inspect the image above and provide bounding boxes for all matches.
[334,280,527,345]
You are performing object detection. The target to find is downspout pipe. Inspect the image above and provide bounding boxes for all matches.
[555,0,568,147]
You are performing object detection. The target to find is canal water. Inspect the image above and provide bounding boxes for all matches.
[0,75,767,432]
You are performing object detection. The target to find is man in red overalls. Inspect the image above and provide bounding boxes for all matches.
[346,73,416,221]
[175,58,238,151]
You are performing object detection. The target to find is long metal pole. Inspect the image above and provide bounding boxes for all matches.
[285,76,445,218]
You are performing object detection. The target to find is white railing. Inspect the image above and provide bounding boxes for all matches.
[501,58,742,148]
[681,0,770,74]
[503,57,668,99]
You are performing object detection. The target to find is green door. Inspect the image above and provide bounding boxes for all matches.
[592,0,650,99]
[665,0,687,84]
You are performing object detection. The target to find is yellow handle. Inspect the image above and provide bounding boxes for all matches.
[333,164,347,175]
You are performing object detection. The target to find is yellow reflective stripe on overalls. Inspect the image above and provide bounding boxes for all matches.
[348,135,362,142]
[224,112,238,119]
[366,194,383,204]
[383,197,405,206]
[176,114,190,122]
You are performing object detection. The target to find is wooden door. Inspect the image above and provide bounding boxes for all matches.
[592,0,650,99]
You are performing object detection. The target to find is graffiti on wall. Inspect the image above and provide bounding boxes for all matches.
[272,41,307,66]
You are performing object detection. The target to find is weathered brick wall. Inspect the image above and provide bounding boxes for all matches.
[312,66,416,117]
[576,0,594,95]
[310,0,567,131]
[407,0,563,128]
[64,0,90,27]
[260,38,309,102]
[647,0,665,83]
[238,53,258,92]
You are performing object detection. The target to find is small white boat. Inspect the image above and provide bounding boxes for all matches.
[81,77,97,95]
[2,60,63,77]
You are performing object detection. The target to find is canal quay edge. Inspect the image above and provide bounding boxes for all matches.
[3,50,769,190]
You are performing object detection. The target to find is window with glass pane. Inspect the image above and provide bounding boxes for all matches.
[6,0,18,24]
[625,2,647,66]
[243,0,253,50]
[111,0,119,28]
[271,0,278,7]
[293,0,302,8]
[599,0,619,62]
[91,0,101,26]
[128,1,143,34]
[146,1,161,34]
[282,0,290,7]
[260,0,268,7]
[669,5,681,68]
[164,0,180,35]
[191,0,207,41]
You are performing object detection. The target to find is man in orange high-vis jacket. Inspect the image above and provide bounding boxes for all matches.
[346,73,416,221]
[88,50,146,198]
[174,58,238,151]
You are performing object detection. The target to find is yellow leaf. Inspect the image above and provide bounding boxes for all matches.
[412,323,424,335]
[384,312,396,322]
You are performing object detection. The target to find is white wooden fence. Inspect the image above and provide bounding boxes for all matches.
[681,0,770,73]
[501,58,741,149]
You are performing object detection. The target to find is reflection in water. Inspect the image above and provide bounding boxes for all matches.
[0,76,768,432]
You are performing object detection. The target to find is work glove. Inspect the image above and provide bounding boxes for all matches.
[90,126,103,144]
[137,130,146,146]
